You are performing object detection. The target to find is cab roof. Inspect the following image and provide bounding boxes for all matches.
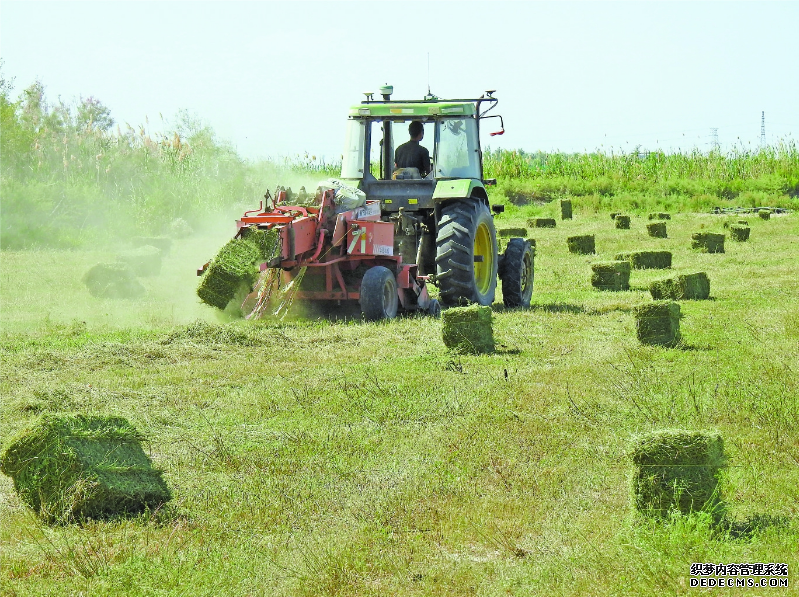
[349,101,476,118]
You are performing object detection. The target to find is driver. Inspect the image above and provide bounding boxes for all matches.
[394,121,431,177]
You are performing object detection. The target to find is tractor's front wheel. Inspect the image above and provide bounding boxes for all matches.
[360,266,399,321]
[499,238,534,308]
[435,200,498,306]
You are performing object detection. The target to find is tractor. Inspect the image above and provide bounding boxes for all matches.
[341,85,534,309]
[197,87,534,320]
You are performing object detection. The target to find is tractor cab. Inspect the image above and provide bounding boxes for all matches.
[340,87,504,214]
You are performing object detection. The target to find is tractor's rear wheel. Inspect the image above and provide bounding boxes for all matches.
[435,200,498,306]
[360,266,399,321]
[499,238,534,308]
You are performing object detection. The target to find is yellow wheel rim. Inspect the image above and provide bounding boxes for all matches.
[474,221,494,295]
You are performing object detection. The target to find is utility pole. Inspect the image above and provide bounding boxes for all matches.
[761,111,766,146]
[710,128,719,151]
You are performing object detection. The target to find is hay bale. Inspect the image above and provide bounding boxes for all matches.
[648,212,671,220]
[83,263,146,299]
[729,225,750,242]
[590,261,631,291]
[615,251,672,269]
[560,199,572,220]
[169,218,193,239]
[633,301,680,346]
[442,305,494,354]
[691,232,725,253]
[614,214,631,229]
[526,218,556,228]
[646,222,667,238]
[117,245,162,277]
[737,219,749,225]
[758,209,771,220]
[566,234,595,255]
[131,236,172,256]
[498,227,528,238]
[0,414,171,523]
[649,272,710,300]
[631,430,725,518]
[197,228,280,310]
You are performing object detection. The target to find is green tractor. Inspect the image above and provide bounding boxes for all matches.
[341,86,534,308]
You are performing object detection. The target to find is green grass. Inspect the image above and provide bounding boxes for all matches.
[2,209,797,596]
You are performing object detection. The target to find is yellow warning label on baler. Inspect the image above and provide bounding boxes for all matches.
[384,200,393,204]
[408,199,418,205]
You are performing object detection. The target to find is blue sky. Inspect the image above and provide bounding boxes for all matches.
[1,1,797,162]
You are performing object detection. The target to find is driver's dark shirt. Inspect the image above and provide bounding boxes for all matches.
[394,140,431,177]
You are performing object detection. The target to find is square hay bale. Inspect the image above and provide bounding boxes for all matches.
[614,214,631,229]
[631,430,725,518]
[83,263,146,299]
[691,232,725,253]
[169,218,193,239]
[527,218,556,228]
[729,225,750,242]
[117,245,162,277]
[646,222,667,238]
[442,305,495,354]
[615,251,672,269]
[590,261,631,291]
[758,209,771,220]
[131,236,172,256]
[560,199,573,220]
[649,272,710,300]
[566,234,595,255]
[498,227,528,238]
[0,415,171,523]
[648,212,671,220]
[633,301,680,346]
[197,228,279,310]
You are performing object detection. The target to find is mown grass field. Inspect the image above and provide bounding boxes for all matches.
[2,204,797,596]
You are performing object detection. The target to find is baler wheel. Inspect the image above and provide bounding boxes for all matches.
[360,266,399,321]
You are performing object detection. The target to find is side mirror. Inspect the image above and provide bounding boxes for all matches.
[483,178,497,186]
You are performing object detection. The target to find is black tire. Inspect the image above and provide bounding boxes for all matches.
[435,200,498,306]
[427,298,441,318]
[499,238,534,308]
[360,266,399,321]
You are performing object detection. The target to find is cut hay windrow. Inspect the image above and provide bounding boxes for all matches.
[197,227,280,310]
[442,305,495,354]
[498,227,528,238]
[0,414,171,523]
[131,236,172,256]
[633,300,680,346]
[758,209,771,220]
[648,212,671,220]
[560,199,573,220]
[691,232,725,253]
[83,263,146,299]
[117,245,162,277]
[527,218,556,228]
[631,430,725,519]
[649,272,710,300]
[729,225,750,242]
[566,234,595,255]
[646,222,667,238]
[614,250,672,269]
[590,261,631,291]
[614,214,631,229]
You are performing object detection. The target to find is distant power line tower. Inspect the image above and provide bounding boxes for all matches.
[761,111,766,146]
[710,128,719,151]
